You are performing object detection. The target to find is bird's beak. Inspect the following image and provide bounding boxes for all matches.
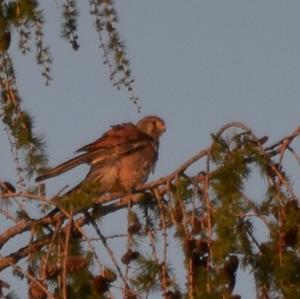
[161,123,166,134]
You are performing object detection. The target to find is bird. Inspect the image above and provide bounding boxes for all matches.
[35,116,166,196]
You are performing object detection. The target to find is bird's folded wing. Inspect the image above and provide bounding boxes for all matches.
[86,140,155,165]
[76,123,151,153]
[35,140,154,182]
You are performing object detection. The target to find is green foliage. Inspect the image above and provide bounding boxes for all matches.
[89,0,140,110]
[58,181,101,212]
[210,134,229,163]
[0,1,50,183]
[131,256,161,294]
[65,268,99,299]
[61,0,79,50]
[0,55,48,183]
[6,0,38,23]
[172,176,193,204]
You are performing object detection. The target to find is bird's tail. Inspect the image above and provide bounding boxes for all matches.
[35,153,88,182]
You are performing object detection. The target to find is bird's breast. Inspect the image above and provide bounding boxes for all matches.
[87,142,158,193]
[118,145,157,191]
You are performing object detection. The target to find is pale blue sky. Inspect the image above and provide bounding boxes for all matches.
[2,1,300,297]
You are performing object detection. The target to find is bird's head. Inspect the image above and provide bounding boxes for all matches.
[136,116,166,140]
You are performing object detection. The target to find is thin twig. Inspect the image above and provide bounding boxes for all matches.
[154,189,169,298]
[83,210,128,288]
[62,212,73,299]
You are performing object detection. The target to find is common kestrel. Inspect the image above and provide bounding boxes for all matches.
[36,116,166,195]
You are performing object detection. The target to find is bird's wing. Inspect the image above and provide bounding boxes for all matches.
[86,139,156,165]
[35,123,155,182]
[76,123,149,153]
[36,141,153,182]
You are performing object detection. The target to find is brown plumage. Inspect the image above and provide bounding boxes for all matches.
[36,116,166,194]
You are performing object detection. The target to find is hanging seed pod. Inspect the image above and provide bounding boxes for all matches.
[121,249,140,265]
